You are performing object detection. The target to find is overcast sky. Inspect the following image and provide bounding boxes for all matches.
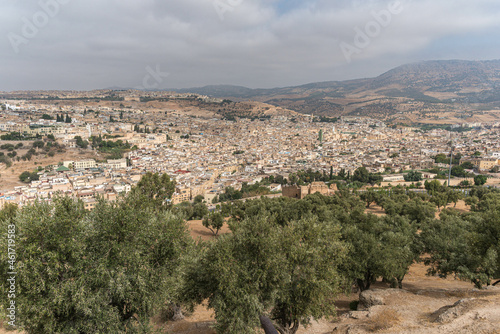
[1,0,499,91]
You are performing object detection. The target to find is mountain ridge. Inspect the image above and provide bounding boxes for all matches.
[169,59,500,119]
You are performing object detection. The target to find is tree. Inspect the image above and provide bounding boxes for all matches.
[74,136,89,149]
[32,140,45,149]
[430,191,451,211]
[183,215,347,334]
[340,211,419,291]
[120,111,124,119]
[433,153,449,164]
[451,165,466,177]
[359,189,378,208]
[202,212,224,236]
[448,190,464,207]
[19,171,31,183]
[424,180,443,194]
[422,191,500,289]
[65,114,72,123]
[461,161,474,170]
[41,114,53,120]
[194,194,204,204]
[0,196,193,333]
[352,167,369,183]
[404,171,423,182]
[192,202,209,220]
[459,180,470,188]
[125,172,176,211]
[338,168,347,180]
[474,175,487,186]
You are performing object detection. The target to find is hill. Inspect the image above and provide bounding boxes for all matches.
[174,60,500,123]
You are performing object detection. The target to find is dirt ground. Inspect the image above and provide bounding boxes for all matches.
[157,262,499,334]
[187,219,231,242]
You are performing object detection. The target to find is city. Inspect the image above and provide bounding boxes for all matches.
[1,90,499,211]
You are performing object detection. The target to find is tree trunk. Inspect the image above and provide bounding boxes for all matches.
[397,276,404,289]
[275,320,300,334]
[357,271,373,291]
[170,303,184,321]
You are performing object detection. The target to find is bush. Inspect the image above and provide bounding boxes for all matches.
[474,175,487,186]
[404,171,423,182]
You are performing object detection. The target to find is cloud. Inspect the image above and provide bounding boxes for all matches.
[0,0,499,90]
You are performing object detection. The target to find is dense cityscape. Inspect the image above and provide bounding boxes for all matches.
[0,91,499,211]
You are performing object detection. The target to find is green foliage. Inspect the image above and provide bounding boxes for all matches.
[341,212,420,291]
[424,180,444,194]
[125,172,176,211]
[451,165,467,177]
[193,195,204,204]
[459,180,470,187]
[32,140,45,149]
[352,167,383,185]
[184,214,347,334]
[202,212,224,236]
[90,135,131,158]
[460,161,474,170]
[214,181,274,204]
[359,189,379,208]
[217,186,243,202]
[1,132,35,141]
[422,188,500,288]
[0,196,193,333]
[352,167,369,183]
[19,170,39,183]
[0,155,13,167]
[433,153,449,164]
[404,171,423,182]
[474,174,487,186]
[74,136,89,149]
[41,114,53,120]
[192,202,209,220]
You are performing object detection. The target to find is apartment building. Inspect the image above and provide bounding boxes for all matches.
[471,158,499,171]
[74,159,97,170]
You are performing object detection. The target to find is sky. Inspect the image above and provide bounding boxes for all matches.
[1,0,500,91]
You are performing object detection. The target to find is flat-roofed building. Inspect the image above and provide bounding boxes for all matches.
[74,159,96,170]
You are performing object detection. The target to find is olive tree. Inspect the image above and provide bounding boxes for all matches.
[0,196,193,333]
[183,215,348,334]
[340,211,420,291]
[422,191,500,288]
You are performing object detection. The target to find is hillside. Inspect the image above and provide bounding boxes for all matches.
[175,60,500,123]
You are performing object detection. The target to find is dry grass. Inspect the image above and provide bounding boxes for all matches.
[366,309,401,332]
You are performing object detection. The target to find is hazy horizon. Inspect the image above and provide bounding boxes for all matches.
[2,0,500,91]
